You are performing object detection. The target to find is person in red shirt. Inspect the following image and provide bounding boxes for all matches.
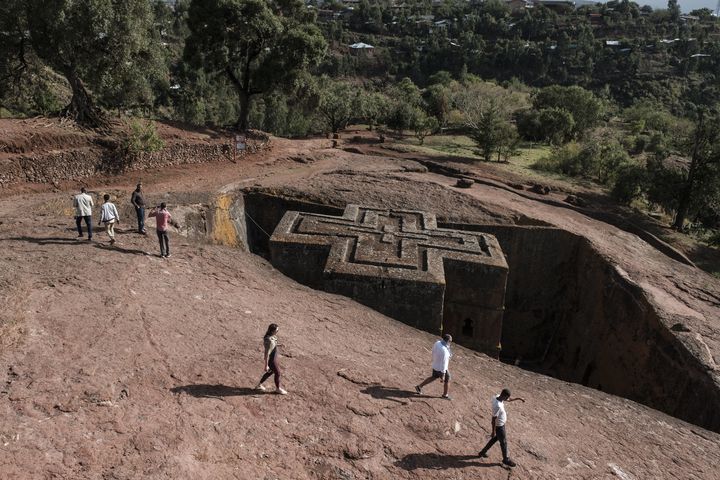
[149,203,172,258]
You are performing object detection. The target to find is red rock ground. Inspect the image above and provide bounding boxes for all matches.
[1,124,719,479]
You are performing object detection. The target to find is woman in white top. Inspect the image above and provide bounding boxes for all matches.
[254,323,287,395]
[98,194,120,245]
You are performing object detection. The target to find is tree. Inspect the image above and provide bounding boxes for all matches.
[495,121,520,162]
[388,77,423,108]
[0,1,29,93]
[667,0,681,22]
[533,86,603,138]
[184,0,326,131]
[453,82,527,161]
[384,78,425,136]
[386,101,418,137]
[412,110,438,145]
[317,78,359,133]
[23,0,166,128]
[672,113,720,230]
[537,108,575,145]
[533,133,630,183]
[612,163,648,204]
[425,83,453,129]
[361,91,391,131]
[172,65,240,127]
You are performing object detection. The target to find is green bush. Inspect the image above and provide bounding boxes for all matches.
[533,85,603,137]
[412,111,438,145]
[647,132,668,155]
[632,134,650,154]
[533,137,630,184]
[533,142,583,175]
[622,101,676,134]
[515,109,543,142]
[516,107,575,144]
[385,101,418,136]
[121,120,164,157]
[612,163,647,204]
[537,107,575,144]
[31,84,64,116]
[285,109,315,137]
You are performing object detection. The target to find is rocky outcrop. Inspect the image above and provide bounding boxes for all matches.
[200,189,720,433]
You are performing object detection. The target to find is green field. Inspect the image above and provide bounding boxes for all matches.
[398,134,597,189]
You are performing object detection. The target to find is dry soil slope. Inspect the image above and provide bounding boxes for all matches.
[0,194,719,480]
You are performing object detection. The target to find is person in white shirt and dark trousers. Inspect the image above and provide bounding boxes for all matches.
[415,334,453,399]
[73,187,94,240]
[479,388,526,467]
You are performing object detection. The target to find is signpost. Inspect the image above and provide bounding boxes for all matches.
[232,134,246,163]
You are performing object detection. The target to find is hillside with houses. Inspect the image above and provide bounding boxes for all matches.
[2,0,720,244]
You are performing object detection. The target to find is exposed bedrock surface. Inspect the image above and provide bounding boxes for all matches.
[193,188,720,432]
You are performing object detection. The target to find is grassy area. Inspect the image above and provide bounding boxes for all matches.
[417,134,479,158]
[398,134,597,190]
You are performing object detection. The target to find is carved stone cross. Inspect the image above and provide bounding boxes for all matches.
[270,205,509,354]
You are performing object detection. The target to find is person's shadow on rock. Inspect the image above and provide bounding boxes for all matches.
[360,385,433,403]
[170,384,259,398]
[4,236,83,245]
[93,244,148,256]
[395,453,501,471]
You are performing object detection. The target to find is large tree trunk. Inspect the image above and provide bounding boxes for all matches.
[229,54,256,132]
[61,67,108,130]
[672,163,697,231]
[673,117,703,231]
[237,89,251,132]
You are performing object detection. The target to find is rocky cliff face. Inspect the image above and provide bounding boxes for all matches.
[471,225,720,432]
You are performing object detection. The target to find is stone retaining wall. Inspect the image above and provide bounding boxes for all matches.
[0,134,270,188]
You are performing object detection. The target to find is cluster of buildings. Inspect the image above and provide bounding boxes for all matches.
[318,0,580,11]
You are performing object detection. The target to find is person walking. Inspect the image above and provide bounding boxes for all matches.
[478,388,526,468]
[73,187,94,241]
[149,203,172,258]
[130,183,147,234]
[98,194,120,245]
[254,323,287,395]
[415,334,453,399]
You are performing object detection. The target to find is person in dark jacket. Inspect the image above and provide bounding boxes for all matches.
[130,183,146,234]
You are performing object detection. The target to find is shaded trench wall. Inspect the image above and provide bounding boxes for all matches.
[450,224,720,433]
[211,193,719,432]
[242,190,344,256]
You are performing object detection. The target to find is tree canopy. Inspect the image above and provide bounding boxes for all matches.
[15,0,167,127]
[184,0,326,130]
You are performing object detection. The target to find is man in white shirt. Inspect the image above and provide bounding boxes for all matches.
[478,388,526,467]
[98,194,120,245]
[73,187,94,241]
[415,334,453,399]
